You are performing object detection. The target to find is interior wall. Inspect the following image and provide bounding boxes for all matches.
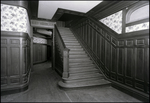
[70,17,149,100]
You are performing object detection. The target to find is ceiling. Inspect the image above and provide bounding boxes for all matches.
[37,1,102,20]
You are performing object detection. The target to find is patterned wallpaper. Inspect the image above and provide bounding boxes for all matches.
[1,4,27,32]
[100,10,122,34]
[126,22,149,33]
[33,37,47,44]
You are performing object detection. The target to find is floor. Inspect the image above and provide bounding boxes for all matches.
[1,61,142,102]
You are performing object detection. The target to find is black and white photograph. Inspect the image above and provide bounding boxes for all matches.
[1,0,149,102]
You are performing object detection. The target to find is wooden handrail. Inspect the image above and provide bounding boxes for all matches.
[54,25,70,78]
[55,25,66,48]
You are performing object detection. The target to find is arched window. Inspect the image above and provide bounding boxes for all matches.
[125,2,149,33]
[99,1,149,34]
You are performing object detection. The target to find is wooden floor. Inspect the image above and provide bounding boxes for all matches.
[1,61,142,102]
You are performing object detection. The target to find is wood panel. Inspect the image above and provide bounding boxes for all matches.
[33,44,48,64]
[135,48,144,81]
[125,48,133,78]
[1,31,31,93]
[117,48,125,76]
[1,47,7,77]
[10,47,20,76]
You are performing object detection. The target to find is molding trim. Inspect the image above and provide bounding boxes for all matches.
[52,8,85,21]
[126,1,149,24]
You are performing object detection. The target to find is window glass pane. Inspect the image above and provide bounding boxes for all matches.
[126,22,149,33]
[99,10,122,34]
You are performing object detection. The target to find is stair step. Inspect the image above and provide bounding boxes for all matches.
[69,62,94,67]
[60,33,73,35]
[69,58,91,62]
[63,40,78,42]
[69,64,95,68]
[69,54,88,58]
[69,59,92,63]
[63,38,77,41]
[68,48,83,51]
[69,68,99,74]
[69,50,86,54]
[62,37,76,40]
[65,42,79,44]
[66,45,81,48]
[58,79,111,88]
[62,77,105,84]
[70,65,96,69]
[63,75,104,82]
[61,36,75,38]
[63,38,77,40]
[67,72,102,80]
[60,31,72,33]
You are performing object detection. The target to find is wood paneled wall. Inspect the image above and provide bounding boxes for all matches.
[70,17,149,95]
[1,31,31,92]
[56,21,65,27]
[33,44,47,64]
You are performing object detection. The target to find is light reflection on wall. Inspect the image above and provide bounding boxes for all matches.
[33,37,47,44]
[1,4,27,32]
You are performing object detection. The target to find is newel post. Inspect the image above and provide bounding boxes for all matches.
[63,48,70,78]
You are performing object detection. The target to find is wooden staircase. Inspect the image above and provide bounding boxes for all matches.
[57,27,111,88]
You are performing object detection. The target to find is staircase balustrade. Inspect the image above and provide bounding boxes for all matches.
[55,25,70,78]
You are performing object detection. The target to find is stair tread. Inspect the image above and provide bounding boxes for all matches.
[69,69,99,73]
[69,61,93,65]
[58,79,111,88]
[69,71,101,76]
[70,65,96,69]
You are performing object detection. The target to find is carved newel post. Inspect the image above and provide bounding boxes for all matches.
[63,48,70,78]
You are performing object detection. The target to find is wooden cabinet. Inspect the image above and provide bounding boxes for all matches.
[33,44,47,64]
[1,31,31,92]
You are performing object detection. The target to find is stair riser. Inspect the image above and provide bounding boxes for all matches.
[69,58,91,62]
[69,50,85,55]
[65,43,80,46]
[69,55,88,58]
[69,64,94,67]
[62,38,77,40]
[64,41,79,43]
[65,75,103,80]
[69,70,99,74]
[61,36,75,38]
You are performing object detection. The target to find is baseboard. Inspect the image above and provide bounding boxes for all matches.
[1,86,28,96]
[109,79,149,102]
[1,68,31,96]
[55,67,62,77]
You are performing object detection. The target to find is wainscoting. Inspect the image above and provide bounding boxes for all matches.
[1,31,31,93]
[70,17,149,100]
[33,44,47,64]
